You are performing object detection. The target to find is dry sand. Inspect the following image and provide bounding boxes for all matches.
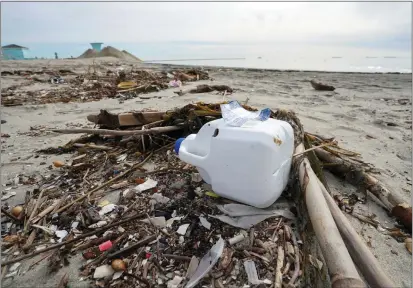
[1,58,411,287]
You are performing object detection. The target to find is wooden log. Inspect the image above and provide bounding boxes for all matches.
[317,178,395,288]
[295,144,365,288]
[310,79,335,91]
[314,147,412,231]
[87,110,165,128]
[50,126,182,136]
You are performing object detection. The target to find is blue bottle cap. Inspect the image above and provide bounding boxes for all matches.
[174,138,185,155]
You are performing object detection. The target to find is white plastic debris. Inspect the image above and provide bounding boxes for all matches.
[217,203,296,218]
[9,262,21,272]
[221,100,270,127]
[199,216,211,230]
[177,224,190,235]
[112,271,123,280]
[55,230,68,243]
[71,221,79,229]
[186,256,199,279]
[186,238,225,288]
[94,265,115,279]
[167,275,183,288]
[151,193,170,205]
[167,216,184,228]
[191,173,203,183]
[99,204,117,216]
[228,231,247,245]
[141,217,166,228]
[179,236,185,244]
[88,221,107,229]
[211,214,279,229]
[134,178,157,193]
[1,191,16,200]
[244,260,262,285]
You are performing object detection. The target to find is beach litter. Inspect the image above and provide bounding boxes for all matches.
[0,101,409,288]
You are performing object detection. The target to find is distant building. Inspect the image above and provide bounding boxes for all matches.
[90,42,103,52]
[1,44,29,60]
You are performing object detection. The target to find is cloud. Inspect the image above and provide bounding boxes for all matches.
[1,2,411,51]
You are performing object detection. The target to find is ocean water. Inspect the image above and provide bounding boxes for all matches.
[15,42,412,73]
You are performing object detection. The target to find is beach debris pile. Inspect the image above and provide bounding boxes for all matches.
[1,102,411,288]
[1,66,210,106]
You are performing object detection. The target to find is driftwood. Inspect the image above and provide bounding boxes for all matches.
[51,126,182,136]
[295,144,365,288]
[87,110,165,129]
[314,147,412,231]
[174,84,233,96]
[310,79,335,91]
[317,178,395,288]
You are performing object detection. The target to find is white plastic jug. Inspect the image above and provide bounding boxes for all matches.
[175,118,294,208]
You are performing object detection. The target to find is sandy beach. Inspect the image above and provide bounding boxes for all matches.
[1,58,411,287]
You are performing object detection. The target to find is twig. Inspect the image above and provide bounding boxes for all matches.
[25,189,45,232]
[1,207,21,223]
[73,143,113,151]
[2,213,146,266]
[287,226,300,287]
[50,126,182,136]
[292,142,334,157]
[31,199,59,224]
[124,272,151,288]
[275,245,284,288]
[55,153,152,214]
[108,235,157,259]
[162,254,192,261]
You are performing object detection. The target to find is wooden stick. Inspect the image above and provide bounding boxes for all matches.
[108,235,157,259]
[73,143,112,151]
[287,226,300,287]
[24,189,45,232]
[295,143,365,288]
[22,229,37,252]
[55,153,152,214]
[50,126,182,136]
[292,142,334,157]
[30,200,59,224]
[317,178,395,288]
[1,213,146,266]
[1,207,21,223]
[314,147,412,231]
[274,245,284,288]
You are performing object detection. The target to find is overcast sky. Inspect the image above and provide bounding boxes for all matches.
[1,2,411,51]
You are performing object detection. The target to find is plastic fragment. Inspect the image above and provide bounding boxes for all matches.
[94,265,115,279]
[167,275,183,288]
[199,216,211,230]
[55,230,68,243]
[177,224,190,235]
[243,260,261,285]
[134,178,157,193]
[141,217,166,228]
[205,191,220,198]
[186,256,199,279]
[186,238,225,288]
[99,240,113,252]
[98,204,116,216]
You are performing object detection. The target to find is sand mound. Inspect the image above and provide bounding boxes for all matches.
[78,46,141,62]
[78,48,98,59]
[122,50,141,61]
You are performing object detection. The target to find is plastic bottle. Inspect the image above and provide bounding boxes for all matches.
[175,118,294,208]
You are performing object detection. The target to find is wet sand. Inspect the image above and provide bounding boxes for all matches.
[1,58,412,287]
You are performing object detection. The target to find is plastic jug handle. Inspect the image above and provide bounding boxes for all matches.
[179,145,206,168]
